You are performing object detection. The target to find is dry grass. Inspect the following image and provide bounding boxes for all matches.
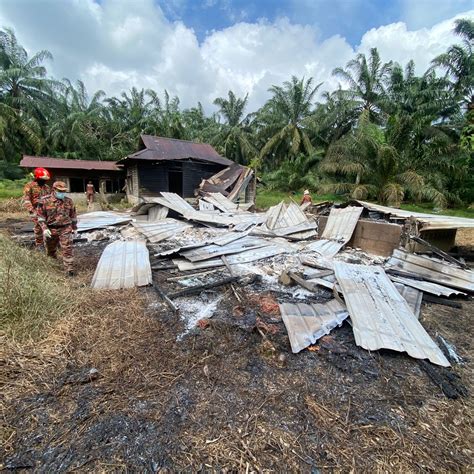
[0,234,84,339]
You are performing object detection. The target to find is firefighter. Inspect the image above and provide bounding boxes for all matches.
[36,181,78,276]
[22,167,52,247]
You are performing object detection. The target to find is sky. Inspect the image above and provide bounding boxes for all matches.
[0,0,473,112]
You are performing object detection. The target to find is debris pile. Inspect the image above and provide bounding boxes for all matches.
[14,192,472,373]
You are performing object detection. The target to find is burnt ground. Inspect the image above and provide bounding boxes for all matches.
[1,224,473,472]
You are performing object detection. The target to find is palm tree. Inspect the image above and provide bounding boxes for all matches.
[212,91,256,165]
[258,76,321,167]
[47,79,105,158]
[332,48,392,122]
[431,18,474,110]
[0,28,57,116]
[320,111,447,207]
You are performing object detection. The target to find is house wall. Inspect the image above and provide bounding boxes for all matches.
[133,160,224,199]
[126,164,140,204]
[318,216,403,257]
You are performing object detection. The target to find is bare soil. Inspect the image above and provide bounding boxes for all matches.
[0,224,473,472]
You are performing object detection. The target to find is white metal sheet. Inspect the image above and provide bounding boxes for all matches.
[179,236,268,262]
[389,275,467,297]
[91,240,152,289]
[133,219,191,243]
[387,249,474,292]
[160,192,195,213]
[321,206,363,243]
[77,211,132,232]
[148,205,168,222]
[334,262,450,367]
[199,200,215,211]
[280,300,349,353]
[304,239,344,258]
[173,244,291,271]
[203,192,238,212]
[357,200,474,230]
[393,283,422,319]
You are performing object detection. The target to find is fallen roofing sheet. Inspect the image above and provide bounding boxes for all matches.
[203,193,239,212]
[228,168,254,202]
[91,240,152,289]
[357,200,474,230]
[321,206,363,243]
[280,300,349,353]
[160,192,195,213]
[303,239,344,258]
[133,219,191,243]
[148,205,168,222]
[389,275,467,297]
[393,283,422,319]
[77,211,132,232]
[179,236,268,262]
[334,262,450,367]
[198,200,215,211]
[173,243,291,271]
[387,249,474,292]
[262,201,317,239]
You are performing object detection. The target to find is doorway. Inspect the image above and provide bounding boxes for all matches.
[168,170,183,195]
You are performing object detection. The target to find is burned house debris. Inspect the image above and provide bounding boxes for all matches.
[119,135,256,205]
[24,192,466,376]
[20,155,125,202]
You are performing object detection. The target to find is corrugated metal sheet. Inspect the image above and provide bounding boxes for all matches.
[280,300,349,353]
[393,283,422,319]
[304,239,344,258]
[124,135,233,167]
[261,201,316,239]
[133,219,191,243]
[389,275,467,297]
[77,211,132,232]
[199,200,215,211]
[321,206,363,243]
[160,192,195,213]
[203,193,238,212]
[387,249,474,292]
[179,236,268,262]
[21,155,121,171]
[173,244,291,271]
[148,205,168,222]
[334,262,450,366]
[357,200,474,230]
[91,240,152,289]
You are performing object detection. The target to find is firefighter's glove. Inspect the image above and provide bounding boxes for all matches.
[43,228,52,239]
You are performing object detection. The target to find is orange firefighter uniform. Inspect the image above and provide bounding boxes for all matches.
[36,181,78,274]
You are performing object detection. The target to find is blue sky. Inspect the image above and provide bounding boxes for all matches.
[0,0,472,110]
[158,0,473,45]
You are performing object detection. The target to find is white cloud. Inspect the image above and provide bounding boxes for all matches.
[0,0,472,112]
[357,11,474,75]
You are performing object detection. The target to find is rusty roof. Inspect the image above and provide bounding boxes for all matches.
[122,135,233,167]
[21,155,121,171]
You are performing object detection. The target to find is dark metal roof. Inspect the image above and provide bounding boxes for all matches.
[20,155,122,171]
[121,135,233,167]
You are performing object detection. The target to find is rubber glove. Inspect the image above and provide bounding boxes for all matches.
[43,228,52,239]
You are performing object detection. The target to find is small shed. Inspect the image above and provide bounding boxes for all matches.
[118,135,255,204]
[20,155,125,202]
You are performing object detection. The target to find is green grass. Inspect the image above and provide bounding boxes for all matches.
[256,188,341,209]
[0,179,27,199]
[399,203,474,219]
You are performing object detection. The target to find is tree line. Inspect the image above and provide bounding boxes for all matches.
[0,19,472,207]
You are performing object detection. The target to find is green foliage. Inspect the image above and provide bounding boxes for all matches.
[0,21,473,209]
[0,178,27,198]
[256,188,340,209]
